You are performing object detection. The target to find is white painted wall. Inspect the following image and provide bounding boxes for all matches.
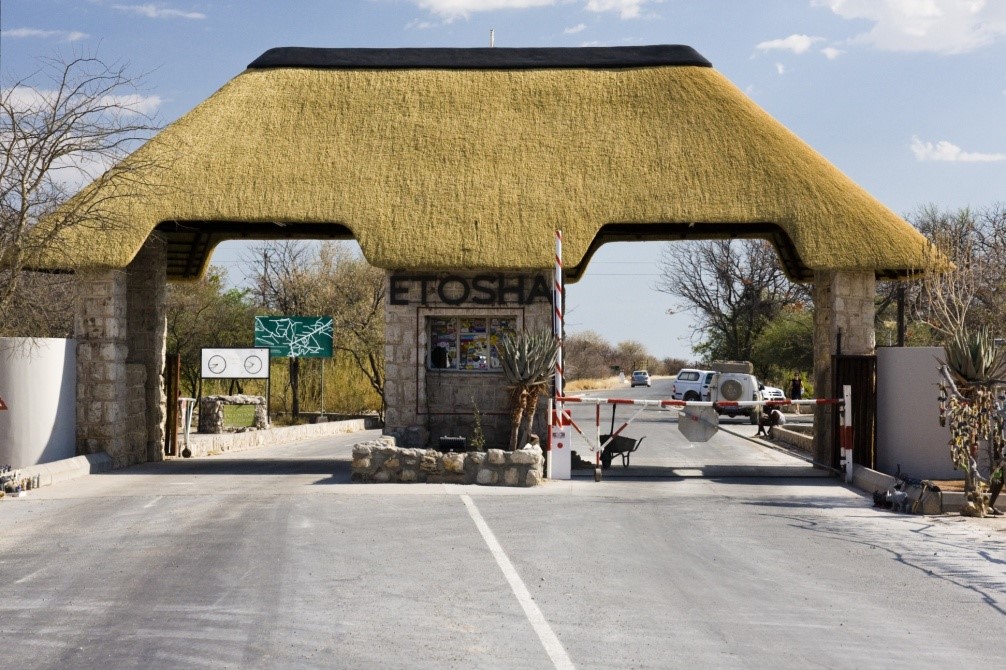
[0,338,76,468]
[876,346,957,480]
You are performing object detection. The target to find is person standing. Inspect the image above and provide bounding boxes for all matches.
[790,374,804,414]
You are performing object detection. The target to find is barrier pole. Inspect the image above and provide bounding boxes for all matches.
[546,398,554,479]
[841,385,854,483]
[550,229,571,479]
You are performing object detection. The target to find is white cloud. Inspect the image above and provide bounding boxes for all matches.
[99,93,164,116]
[756,34,824,54]
[775,62,786,75]
[821,46,844,59]
[564,23,587,34]
[0,27,89,42]
[585,0,652,19]
[4,86,162,118]
[112,4,207,20]
[405,18,437,30]
[411,0,556,19]
[911,136,1006,162]
[814,0,1006,54]
[410,0,656,20]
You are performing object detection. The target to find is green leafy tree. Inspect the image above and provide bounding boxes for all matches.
[750,307,813,381]
[165,266,257,397]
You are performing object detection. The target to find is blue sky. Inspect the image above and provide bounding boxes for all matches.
[3,0,1005,361]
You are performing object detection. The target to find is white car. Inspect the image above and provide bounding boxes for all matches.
[762,386,786,402]
[631,370,651,387]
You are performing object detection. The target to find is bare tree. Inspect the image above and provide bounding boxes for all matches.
[314,243,386,420]
[564,330,615,381]
[614,340,652,374]
[250,241,317,420]
[655,240,803,363]
[1,54,161,334]
[910,204,1006,340]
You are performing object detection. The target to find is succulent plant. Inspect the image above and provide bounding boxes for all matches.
[941,326,1006,387]
[499,329,559,451]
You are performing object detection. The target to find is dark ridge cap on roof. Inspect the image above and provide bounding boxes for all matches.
[247,45,711,71]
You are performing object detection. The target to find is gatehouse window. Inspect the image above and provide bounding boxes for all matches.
[429,316,516,371]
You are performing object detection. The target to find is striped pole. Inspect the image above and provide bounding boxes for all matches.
[554,230,564,417]
[841,385,854,483]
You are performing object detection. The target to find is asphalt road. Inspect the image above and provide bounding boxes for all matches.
[2,384,1004,669]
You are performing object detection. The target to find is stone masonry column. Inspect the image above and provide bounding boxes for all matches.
[75,268,130,464]
[812,270,875,468]
[127,236,167,463]
[383,271,425,447]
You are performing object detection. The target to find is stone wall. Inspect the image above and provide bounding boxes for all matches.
[351,436,544,486]
[198,395,269,434]
[383,271,553,449]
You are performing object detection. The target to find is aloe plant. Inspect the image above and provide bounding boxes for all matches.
[942,326,1006,386]
[939,326,1006,516]
[499,329,559,451]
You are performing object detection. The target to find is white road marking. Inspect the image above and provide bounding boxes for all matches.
[460,494,575,670]
[144,496,162,508]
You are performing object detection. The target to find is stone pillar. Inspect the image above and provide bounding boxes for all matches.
[75,268,130,464]
[812,270,875,468]
[74,236,166,468]
[383,274,423,446]
[126,236,167,463]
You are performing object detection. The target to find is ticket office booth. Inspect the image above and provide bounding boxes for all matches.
[385,272,553,448]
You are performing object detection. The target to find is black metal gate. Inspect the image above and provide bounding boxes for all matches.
[831,354,877,470]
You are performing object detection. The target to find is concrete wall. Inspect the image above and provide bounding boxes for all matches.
[876,346,957,480]
[0,338,77,468]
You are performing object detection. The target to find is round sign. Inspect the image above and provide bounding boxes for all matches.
[207,355,226,374]
[244,355,264,375]
[678,406,720,443]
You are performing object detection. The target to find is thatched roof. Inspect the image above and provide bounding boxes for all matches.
[44,45,943,281]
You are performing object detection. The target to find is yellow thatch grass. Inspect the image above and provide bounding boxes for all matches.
[42,50,946,280]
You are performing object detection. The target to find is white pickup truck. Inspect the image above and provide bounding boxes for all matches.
[671,368,715,401]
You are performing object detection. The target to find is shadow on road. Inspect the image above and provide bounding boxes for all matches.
[101,456,354,481]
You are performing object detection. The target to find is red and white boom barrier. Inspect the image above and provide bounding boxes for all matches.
[546,393,850,481]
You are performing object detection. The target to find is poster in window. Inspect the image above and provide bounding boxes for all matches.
[489,318,516,369]
[459,318,489,370]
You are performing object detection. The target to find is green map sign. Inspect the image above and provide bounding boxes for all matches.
[254,316,333,358]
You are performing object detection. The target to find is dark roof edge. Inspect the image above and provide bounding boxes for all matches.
[247,45,711,70]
